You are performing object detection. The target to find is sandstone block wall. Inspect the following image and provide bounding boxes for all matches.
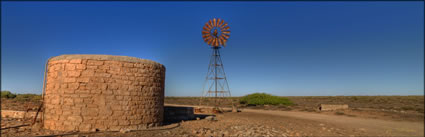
[42,54,165,131]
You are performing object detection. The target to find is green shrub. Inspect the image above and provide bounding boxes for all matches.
[15,94,42,102]
[239,93,293,106]
[1,91,16,98]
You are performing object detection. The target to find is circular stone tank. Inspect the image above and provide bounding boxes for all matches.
[42,54,165,131]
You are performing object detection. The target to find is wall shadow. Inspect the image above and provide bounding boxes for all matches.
[163,106,213,125]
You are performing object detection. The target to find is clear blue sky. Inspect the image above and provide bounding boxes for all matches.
[1,2,423,96]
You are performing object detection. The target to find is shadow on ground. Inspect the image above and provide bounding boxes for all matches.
[163,106,213,125]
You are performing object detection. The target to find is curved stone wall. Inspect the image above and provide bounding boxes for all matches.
[42,54,165,131]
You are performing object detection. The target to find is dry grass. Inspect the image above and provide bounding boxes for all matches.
[165,96,424,113]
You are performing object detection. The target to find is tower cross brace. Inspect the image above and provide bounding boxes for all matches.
[200,47,231,108]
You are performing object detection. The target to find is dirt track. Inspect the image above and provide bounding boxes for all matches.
[167,104,424,136]
[243,109,424,136]
[1,102,423,136]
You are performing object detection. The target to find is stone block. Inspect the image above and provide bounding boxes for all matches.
[98,65,110,70]
[79,124,92,131]
[65,64,76,70]
[87,60,104,66]
[63,98,74,106]
[91,90,101,94]
[124,63,134,68]
[67,71,81,77]
[81,70,95,77]
[87,65,98,69]
[108,84,119,90]
[69,59,82,64]
[68,83,79,90]
[67,115,83,122]
[77,77,90,83]
[76,64,86,70]
[76,90,90,94]
[64,78,76,83]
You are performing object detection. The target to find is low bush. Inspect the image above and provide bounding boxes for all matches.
[239,93,293,106]
[15,94,42,102]
[1,91,41,101]
[1,91,16,98]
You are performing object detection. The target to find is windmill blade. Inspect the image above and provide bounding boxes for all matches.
[223,39,227,46]
[221,27,230,31]
[219,37,227,44]
[212,38,217,46]
[202,30,210,34]
[218,37,223,46]
[213,18,217,27]
[222,34,230,39]
[219,36,226,42]
[204,36,212,42]
[205,23,212,30]
[220,23,228,29]
[202,34,211,38]
[221,30,230,34]
[219,36,227,47]
[207,37,214,45]
[222,26,230,31]
[218,19,224,27]
[208,20,213,28]
[213,38,218,46]
[203,26,210,31]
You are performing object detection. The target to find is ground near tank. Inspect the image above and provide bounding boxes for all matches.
[1,96,424,136]
[1,108,423,137]
[166,96,424,122]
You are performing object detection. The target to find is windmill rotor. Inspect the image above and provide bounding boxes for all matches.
[202,18,230,47]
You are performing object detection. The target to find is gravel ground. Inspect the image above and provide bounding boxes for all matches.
[2,104,423,137]
[0,111,356,137]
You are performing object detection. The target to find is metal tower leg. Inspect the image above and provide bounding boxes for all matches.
[200,47,231,111]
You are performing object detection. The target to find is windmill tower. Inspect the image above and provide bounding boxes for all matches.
[200,18,232,112]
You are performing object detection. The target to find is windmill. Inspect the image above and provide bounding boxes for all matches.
[199,18,232,112]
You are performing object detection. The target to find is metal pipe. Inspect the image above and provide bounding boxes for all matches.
[33,57,51,125]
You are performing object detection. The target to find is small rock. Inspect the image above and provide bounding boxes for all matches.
[18,127,25,132]
[205,116,217,121]
[120,128,131,133]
